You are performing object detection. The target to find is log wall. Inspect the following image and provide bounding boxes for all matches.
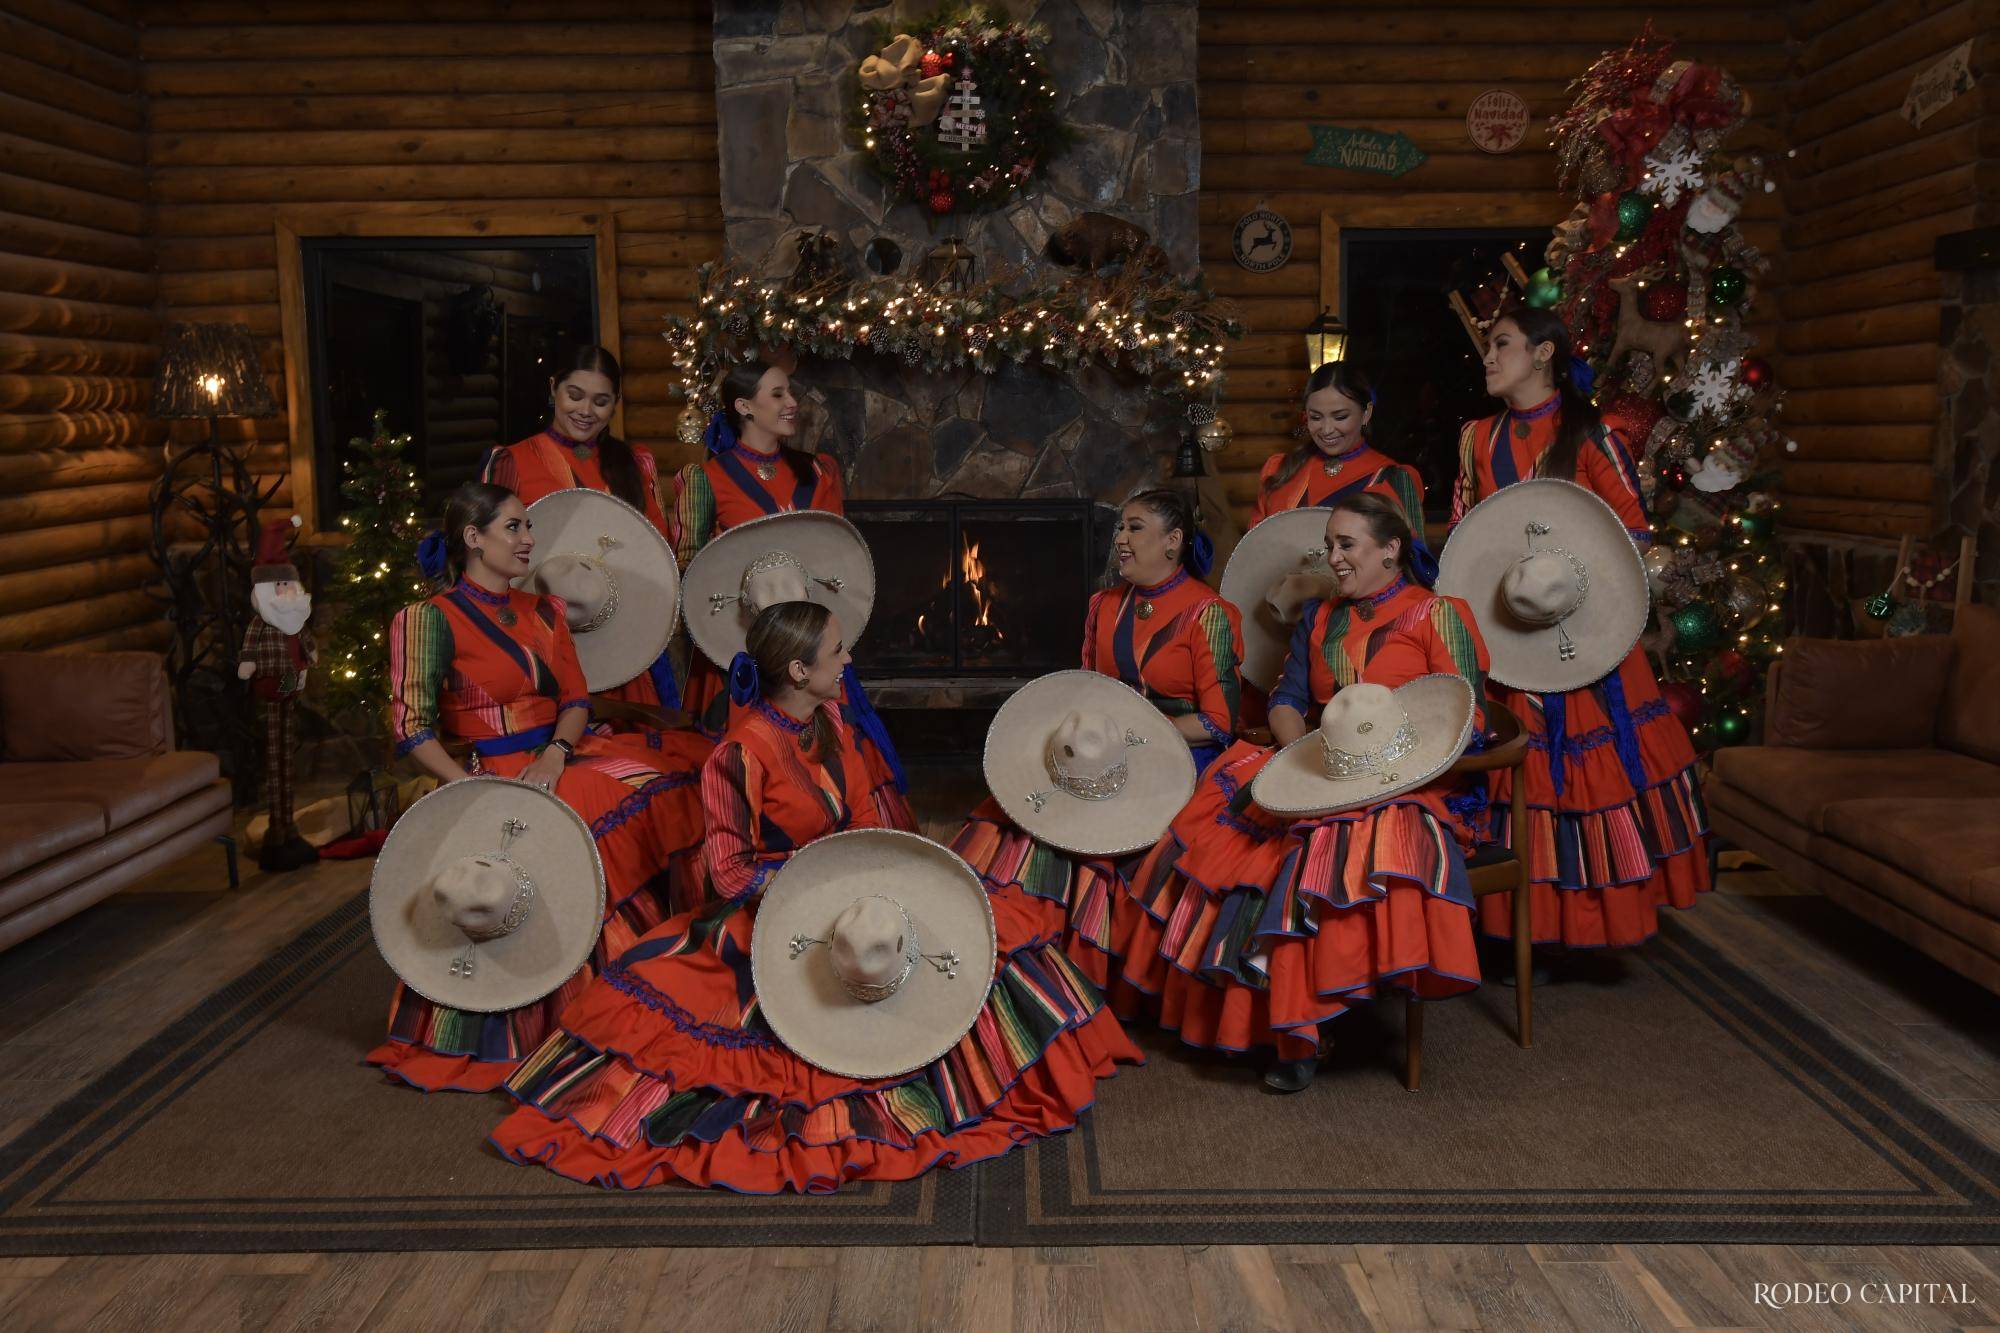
[1777,0,1996,540]
[1196,3,1789,528]
[0,0,166,653]
[142,0,722,534]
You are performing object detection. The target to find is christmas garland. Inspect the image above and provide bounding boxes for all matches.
[855,5,1067,215]
[662,262,1241,437]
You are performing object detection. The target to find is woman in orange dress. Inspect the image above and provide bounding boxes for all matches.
[480,344,692,730]
[1109,492,1491,1091]
[370,482,706,1092]
[1453,307,1709,949]
[669,359,907,814]
[489,601,1138,1193]
[1250,363,1425,533]
[952,488,1241,984]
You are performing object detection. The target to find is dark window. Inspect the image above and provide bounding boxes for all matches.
[301,238,597,521]
[1340,229,1551,519]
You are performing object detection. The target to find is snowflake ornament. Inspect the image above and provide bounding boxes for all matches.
[1686,361,1746,414]
[1641,146,1705,206]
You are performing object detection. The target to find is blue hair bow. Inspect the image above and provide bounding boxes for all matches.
[1189,530,1215,579]
[1568,359,1597,400]
[1407,535,1441,589]
[727,651,761,707]
[416,530,448,581]
[702,410,739,456]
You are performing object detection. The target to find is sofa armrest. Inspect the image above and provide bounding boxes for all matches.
[1765,634,1952,750]
[0,651,174,762]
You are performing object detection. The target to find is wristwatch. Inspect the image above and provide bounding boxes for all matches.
[549,738,576,761]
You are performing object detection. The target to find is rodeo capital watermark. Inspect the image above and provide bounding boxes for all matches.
[1754,1280,1977,1310]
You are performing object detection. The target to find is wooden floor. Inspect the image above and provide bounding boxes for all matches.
[2,837,1999,1330]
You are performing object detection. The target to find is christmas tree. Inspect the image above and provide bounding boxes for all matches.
[1531,30,1788,750]
[323,410,427,723]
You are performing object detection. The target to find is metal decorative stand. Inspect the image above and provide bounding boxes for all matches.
[146,323,280,800]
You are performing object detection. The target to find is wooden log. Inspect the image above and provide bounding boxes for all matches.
[148,89,717,133]
[1788,82,1973,179]
[1795,0,1961,74]
[1784,164,1980,251]
[150,196,724,239]
[0,478,153,532]
[423,374,499,397]
[0,409,159,453]
[0,291,155,341]
[154,234,276,272]
[1200,43,1786,84]
[1786,121,1980,216]
[0,372,149,413]
[1778,301,1938,354]
[150,125,716,168]
[1199,191,1563,228]
[0,330,155,374]
[1790,42,1978,144]
[0,551,155,616]
[1774,343,1938,391]
[156,302,281,335]
[1783,262,1939,321]
[1202,9,1788,45]
[0,129,146,204]
[0,445,161,490]
[0,511,151,571]
[48,618,172,654]
[0,88,141,166]
[142,20,709,61]
[1787,423,1937,463]
[1205,153,1555,194]
[0,12,137,97]
[157,267,279,307]
[0,170,145,237]
[1772,495,1930,538]
[0,589,162,652]
[618,265,718,301]
[10,0,140,60]
[0,50,138,134]
[1783,463,1934,505]
[1794,4,1985,107]
[1204,264,1317,301]
[0,249,155,306]
[150,160,717,204]
[1788,205,1977,285]
[142,53,714,98]
[1780,383,1936,426]
[0,208,149,270]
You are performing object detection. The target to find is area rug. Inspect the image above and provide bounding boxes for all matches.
[1,893,1997,1253]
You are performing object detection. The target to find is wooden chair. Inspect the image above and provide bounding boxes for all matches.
[1403,702,1532,1092]
[1850,533,1977,638]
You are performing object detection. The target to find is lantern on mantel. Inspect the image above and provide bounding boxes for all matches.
[916,238,977,294]
[1303,306,1349,371]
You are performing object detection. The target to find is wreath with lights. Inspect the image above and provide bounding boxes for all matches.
[855,5,1067,216]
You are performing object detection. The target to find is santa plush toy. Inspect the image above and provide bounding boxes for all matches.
[238,515,319,871]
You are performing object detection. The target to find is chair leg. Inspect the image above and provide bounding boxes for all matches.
[1404,994,1423,1092]
[216,833,240,890]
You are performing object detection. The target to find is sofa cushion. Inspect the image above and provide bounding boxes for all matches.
[0,802,106,883]
[0,652,170,762]
[1942,604,2000,764]
[0,752,223,832]
[1708,746,2000,834]
[1766,635,1952,750]
[1820,798,2000,919]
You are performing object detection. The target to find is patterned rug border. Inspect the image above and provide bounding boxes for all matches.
[0,894,978,1255]
[977,917,2000,1246]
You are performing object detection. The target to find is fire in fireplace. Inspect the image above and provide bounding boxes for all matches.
[848,500,1111,680]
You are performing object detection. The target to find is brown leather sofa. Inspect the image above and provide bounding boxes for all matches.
[0,652,235,952]
[1707,604,2000,995]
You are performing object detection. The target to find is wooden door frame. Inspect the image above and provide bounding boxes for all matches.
[274,203,622,535]
[1319,198,1556,328]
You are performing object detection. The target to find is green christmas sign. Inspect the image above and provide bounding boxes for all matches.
[1305,125,1426,177]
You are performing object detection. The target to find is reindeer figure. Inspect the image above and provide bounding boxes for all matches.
[1606,267,1689,394]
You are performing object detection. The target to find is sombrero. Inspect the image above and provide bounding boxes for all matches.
[1220,508,1340,694]
[683,511,876,669]
[1250,675,1477,818]
[519,489,679,691]
[751,829,997,1080]
[369,776,605,1013]
[1436,478,1649,692]
[983,670,1196,857]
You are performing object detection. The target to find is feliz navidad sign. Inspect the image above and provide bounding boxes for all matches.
[1305,124,1427,176]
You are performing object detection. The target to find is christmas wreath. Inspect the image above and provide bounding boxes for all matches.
[855,5,1067,216]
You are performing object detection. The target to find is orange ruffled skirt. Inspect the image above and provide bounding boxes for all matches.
[947,797,1134,988]
[1483,645,1711,949]
[1107,741,1482,1062]
[367,728,711,1093]
[488,881,1141,1194]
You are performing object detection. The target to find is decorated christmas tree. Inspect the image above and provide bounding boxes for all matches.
[1530,30,1788,750]
[323,410,427,722]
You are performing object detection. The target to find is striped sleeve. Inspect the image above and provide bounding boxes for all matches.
[542,598,592,717]
[1427,596,1491,712]
[699,741,783,901]
[635,447,672,536]
[1451,421,1481,527]
[1080,591,1106,671]
[481,444,517,491]
[1192,600,1243,741]
[388,601,452,756]
[1585,424,1651,540]
[670,461,716,567]
[813,452,846,516]
[1381,464,1425,536]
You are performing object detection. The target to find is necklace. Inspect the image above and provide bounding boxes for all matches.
[1351,576,1408,622]
[547,425,597,462]
[1133,567,1189,621]
[459,578,517,626]
[731,441,780,481]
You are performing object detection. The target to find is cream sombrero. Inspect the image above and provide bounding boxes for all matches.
[683,511,876,669]
[751,829,998,1080]
[1436,478,1649,692]
[1220,508,1341,694]
[519,489,679,691]
[983,670,1196,857]
[1251,675,1477,817]
[369,776,605,1013]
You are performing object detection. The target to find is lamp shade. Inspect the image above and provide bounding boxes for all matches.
[151,322,276,419]
[1303,307,1349,372]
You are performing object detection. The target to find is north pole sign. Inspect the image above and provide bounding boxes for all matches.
[1466,90,1529,153]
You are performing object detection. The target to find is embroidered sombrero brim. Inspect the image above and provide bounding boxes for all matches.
[1220,508,1340,695]
[1250,674,1477,817]
[519,488,679,692]
[369,776,605,1014]
[983,670,1196,857]
[682,511,876,670]
[1436,478,1650,693]
[750,829,997,1080]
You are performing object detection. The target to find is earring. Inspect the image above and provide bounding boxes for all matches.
[1382,558,1395,569]
[1167,547,1180,563]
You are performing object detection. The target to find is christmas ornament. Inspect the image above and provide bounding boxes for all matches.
[1711,647,1757,693]
[1196,415,1234,453]
[1686,181,1743,234]
[921,50,947,78]
[1640,142,1704,205]
[1714,710,1750,746]
[1660,680,1704,730]
[1524,266,1563,309]
[1614,190,1653,241]
[929,189,955,215]
[1741,356,1773,389]
[1709,265,1747,307]
[1643,544,1674,597]
[1725,575,1768,630]
[1738,510,1774,540]
[1640,282,1688,322]
[1671,602,1724,652]
[1864,591,1896,620]
[676,402,706,446]
[1604,391,1663,443]
[1686,361,1746,415]
[936,74,988,151]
